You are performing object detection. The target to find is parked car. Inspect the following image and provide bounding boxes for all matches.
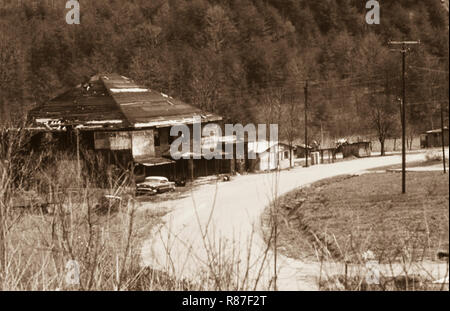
[136,176,175,196]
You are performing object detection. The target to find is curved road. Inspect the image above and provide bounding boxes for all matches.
[141,151,448,290]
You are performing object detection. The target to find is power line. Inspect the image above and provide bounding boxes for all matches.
[407,99,449,106]
[200,77,388,97]
[408,65,449,74]
[166,72,388,94]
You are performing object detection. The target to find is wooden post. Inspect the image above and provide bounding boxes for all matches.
[304,81,309,167]
[230,158,235,175]
[215,159,218,175]
[188,158,194,181]
[172,162,176,181]
[440,101,446,173]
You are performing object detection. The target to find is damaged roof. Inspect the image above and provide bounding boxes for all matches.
[28,73,222,130]
[28,78,127,130]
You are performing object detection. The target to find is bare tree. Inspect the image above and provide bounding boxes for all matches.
[367,94,398,156]
[356,33,400,155]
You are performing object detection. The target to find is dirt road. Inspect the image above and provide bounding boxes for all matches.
[141,151,449,290]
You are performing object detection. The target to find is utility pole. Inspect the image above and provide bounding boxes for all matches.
[397,97,403,154]
[389,40,420,194]
[76,128,80,183]
[440,100,446,173]
[442,0,449,174]
[304,80,308,167]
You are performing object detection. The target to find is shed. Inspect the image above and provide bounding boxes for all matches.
[247,140,279,171]
[338,141,372,158]
[420,127,449,148]
[247,141,294,171]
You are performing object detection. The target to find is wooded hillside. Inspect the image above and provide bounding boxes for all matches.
[0,0,448,144]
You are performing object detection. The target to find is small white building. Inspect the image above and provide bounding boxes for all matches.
[247,141,294,171]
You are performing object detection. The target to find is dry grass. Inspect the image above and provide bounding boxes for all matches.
[319,274,446,291]
[265,171,449,263]
[0,127,179,290]
[1,126,280,291]
[368,159,448,171]
[1,185,172,290]
[425,149,448,162]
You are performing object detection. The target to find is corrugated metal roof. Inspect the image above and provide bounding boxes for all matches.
[101,74,221,128]
[426,127,448,134]
[29,73,222,130]
[136,157,176,166]
[28,78,127,129]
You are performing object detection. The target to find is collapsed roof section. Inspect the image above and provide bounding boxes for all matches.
[28,77,127,131]
[28,73,222,130]
[101,74,221,128]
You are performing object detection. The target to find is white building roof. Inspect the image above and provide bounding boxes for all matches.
[247,140,279,154]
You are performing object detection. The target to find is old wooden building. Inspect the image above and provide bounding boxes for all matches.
[420,127,449,148]
[338,141,372,158]
[27,74,232,182]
